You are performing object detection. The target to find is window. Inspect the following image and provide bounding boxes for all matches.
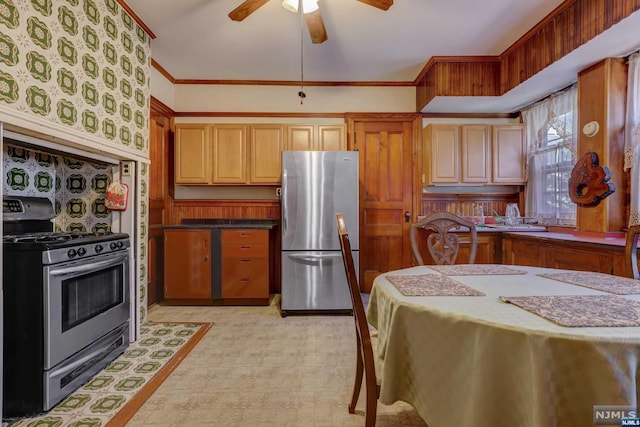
[522,86,577,226]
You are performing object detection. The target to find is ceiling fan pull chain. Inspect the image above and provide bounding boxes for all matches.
[298,0,306,104]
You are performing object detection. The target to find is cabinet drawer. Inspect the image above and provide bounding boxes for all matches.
[222,229,268,244]
[222,258,269,298]
[223,243,268,257]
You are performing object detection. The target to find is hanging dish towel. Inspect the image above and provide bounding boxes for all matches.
[105,181,129,211]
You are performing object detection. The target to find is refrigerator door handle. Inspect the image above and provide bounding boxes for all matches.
[282,168,288,236]
[288,253,344,266]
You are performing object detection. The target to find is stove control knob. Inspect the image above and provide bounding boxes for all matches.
[117,241,124,249]
[77,247,86,256]
[95,244,104,253]
[67,248,77,258]
[110,242,117,250]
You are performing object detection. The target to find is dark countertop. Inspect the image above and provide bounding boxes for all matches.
[163,219,279,230]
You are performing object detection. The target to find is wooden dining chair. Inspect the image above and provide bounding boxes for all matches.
[626,225,640,279]
[410,211,478,265]
[336,213,379,427]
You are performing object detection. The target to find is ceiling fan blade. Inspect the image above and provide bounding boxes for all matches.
[228,0,270,21]
[357,0,393,11]
[305,9,328,44]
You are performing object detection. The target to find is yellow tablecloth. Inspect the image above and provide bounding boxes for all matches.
[367,265,640,427]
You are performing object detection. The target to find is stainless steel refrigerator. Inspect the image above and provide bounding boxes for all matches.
[280,151,359,315]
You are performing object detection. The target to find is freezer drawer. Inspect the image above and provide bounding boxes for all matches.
[280,250,358,314]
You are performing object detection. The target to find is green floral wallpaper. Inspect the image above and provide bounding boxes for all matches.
[0,0,151,154]
[0,0,152,323]
[3,143,113,232]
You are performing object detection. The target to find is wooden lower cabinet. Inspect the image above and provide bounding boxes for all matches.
[164,229,212,299]
[414,230,501,265]
[502,234,627,276]
[221,229,269,301]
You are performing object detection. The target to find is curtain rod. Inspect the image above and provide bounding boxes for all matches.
[518,82,577,113]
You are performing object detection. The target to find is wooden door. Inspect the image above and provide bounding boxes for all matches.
[461,124,490,184]
[250,124,283,183]
[423,124,459,184]
[317,124,346,151]
[148,116,168,306]
[492,125,526,184]
[164,229,211,299]
[174,124,209,184]
[285,125,315,151]
[350,115,421,292]
[211,124,247,183]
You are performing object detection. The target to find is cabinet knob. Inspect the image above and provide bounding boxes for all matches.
[204,256,209,261]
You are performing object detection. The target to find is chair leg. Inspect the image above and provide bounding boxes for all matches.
[365,393,378,427]
[364,362,378,427]
[349,338,364,414]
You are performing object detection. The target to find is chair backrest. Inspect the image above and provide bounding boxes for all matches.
[626,225,640,279]
[336,213,378,426]
[409,211,478,265]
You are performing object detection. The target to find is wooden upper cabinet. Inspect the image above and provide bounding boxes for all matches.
[175,124,209,184]
[423,123,525,186]
[250,124,283,184]
[492,124,526,184]
[285,125,315,151]
[423,124,459,184]
[461,125,490,184]
[317,125,346,151]
[285,124,346,151]
[175,123,345,186]
[211,124,248,184]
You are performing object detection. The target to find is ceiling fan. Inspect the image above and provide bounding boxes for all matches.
[228,0,393,44]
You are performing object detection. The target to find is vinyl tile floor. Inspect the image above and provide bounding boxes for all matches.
[127,295,428,427]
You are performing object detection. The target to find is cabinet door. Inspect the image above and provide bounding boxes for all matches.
[461,125,490,184]
[164,229,211,299]
[285,125,315,151]
[175,124,209,184]
[492,125,526,184]
[212,124,248,183]
[149,118,167,199]
[250,124,283,183]
[424,124,459,184]
[317,125,346,151]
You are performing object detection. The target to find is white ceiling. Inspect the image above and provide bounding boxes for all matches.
[126,0,640,113]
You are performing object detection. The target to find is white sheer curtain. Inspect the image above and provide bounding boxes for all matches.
[522,86,578,225]
[624,52,640,226]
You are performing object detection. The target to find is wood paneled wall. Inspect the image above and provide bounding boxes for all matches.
[415,0,640,111]
[416,58,500,111]
[501,0,640,94]
[576,58,628,232]
[171,200,280,224]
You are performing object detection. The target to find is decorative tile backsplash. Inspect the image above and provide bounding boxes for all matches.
[3,143,113,232]
[0,0,151,155]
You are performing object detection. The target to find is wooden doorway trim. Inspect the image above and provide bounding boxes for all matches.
[346,113,422,292]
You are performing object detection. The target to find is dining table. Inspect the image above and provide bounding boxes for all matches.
[367,264,640,427]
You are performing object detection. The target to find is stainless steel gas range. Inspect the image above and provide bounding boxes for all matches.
[2,196,131,418]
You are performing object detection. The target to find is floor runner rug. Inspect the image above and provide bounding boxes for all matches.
[4,322,212,427]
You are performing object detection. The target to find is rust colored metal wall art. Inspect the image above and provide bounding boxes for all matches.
[568,151,615,207]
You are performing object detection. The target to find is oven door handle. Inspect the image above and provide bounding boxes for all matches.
[49,255,128,277]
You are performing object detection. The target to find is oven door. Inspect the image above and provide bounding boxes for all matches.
[44,250,130,369]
